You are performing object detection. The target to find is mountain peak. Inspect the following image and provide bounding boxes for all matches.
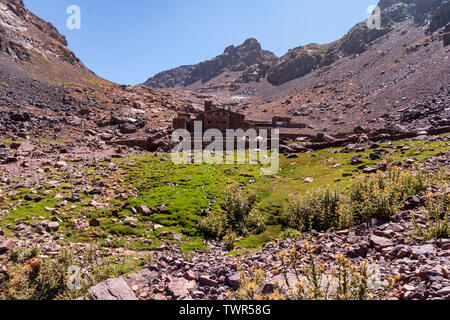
[144,38,276,88]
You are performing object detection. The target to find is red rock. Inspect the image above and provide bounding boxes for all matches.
[198,275,219,288]
[185,270,198,281]
[136,206,152,216]
[370,234,394,250]
[89,218,101,227]
[0,238,15,254]
[167,278,196,298]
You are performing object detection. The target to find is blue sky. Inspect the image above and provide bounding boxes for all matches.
[24,0,376,85]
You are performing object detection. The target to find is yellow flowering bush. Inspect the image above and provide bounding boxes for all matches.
[347,168,428,223]
[282,168,429,232]
[230,241,398,301]
[283,187,342,232]
[413,190,449,240]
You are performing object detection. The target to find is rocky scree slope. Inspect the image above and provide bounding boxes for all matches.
[0,0,112,87]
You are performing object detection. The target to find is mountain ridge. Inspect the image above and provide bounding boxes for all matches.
[144,0,449,90]
[144,38,277,88]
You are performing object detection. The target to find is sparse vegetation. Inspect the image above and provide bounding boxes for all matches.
[282,168,429,232]
[0,248,149,300]
[200,184,266,238]
[224,230,237,251]
[230,242,398,300]
[283,187,341,232]
[413,191,449,240]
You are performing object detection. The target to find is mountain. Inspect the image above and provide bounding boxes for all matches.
[0,0,112,87]
[142,0,449,134]
[245,0,450,134]
[267,0,450,85]
[144,38,278,88]
[0,0,193,150]
[144,0,449,90]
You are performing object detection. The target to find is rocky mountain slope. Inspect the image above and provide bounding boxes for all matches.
[144,38,278,88]
[145,0,449,92]
[0,0,113,87]
[0,0,203,152]
[143,0,450,137]
[0,0,449,303]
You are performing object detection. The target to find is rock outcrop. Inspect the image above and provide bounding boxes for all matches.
[426,0,450,33]
[144,38,277,88]
[266,44,326,85]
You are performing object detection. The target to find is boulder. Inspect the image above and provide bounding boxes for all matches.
[411,244,436,259]
[0,238,15,254]
[227,273,241,290]
[46,222,60,232]
[167,278,196,298]
[136,206,152,216]
[119,123,137,134]
[89,218,101,227]
[72,219,90,231]
[369,234,394,250]
[351,155,362,165]
[198,275,219,288]
[89,278,138,300]
[346,242,369,258]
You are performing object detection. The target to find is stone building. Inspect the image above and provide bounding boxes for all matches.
[172,101,254,133]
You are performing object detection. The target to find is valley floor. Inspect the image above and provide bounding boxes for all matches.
[0,133,449,300]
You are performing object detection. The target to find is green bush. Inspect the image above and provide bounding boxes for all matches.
[2,249,75,300]
[1,248,127,300]
[200,184,265,238]
[413,192,449,240]
[281,228,302,239]
[282,168,429,232]
[221,184,256,234]
[282,188,341,232]
[224,230,237,251]
[198,211,227,239]
[347,168,428,223]
[245,208,268,234]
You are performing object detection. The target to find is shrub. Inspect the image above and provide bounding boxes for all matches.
[228,267,284,300]
[413,192,449,240]
[198,211,227,239]
[8,247,42,264]
[224,230,237,251]
[1,248,124,300]
[2,249,75,300]
[221,184,256,235]
[282,169,429,233]
[282,188,342,232]
[245,208,268,234]
[230,242,398,300]
[200,184,264,238]
[281,228,302,239]
[347,168,428,223]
